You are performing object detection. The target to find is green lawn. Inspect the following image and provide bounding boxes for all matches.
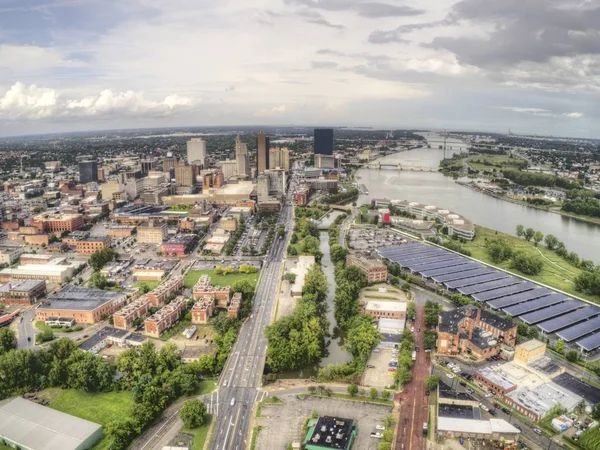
[35,388,135,450]
[466,154,526,171]
[183,270,260,289]
[462,226,599,304]
[182,415,213,450]
[307,393,394,406]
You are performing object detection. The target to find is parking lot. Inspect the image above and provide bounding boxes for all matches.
[256,394,393,450]
[362,347,398,389]
[348,227,409,251]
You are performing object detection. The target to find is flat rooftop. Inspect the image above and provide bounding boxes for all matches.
[517,339,545,352]
[0,280,45,292]
[437,417,520,436]
[477,367,516,391]
[0,397,102,450]
[365,301,407,312]
[305,416,356,450]
[508,382,583,417]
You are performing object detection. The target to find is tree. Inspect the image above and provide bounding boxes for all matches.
[396,367,411,386]
[533,231,544,246]
[485,238,513,263]
[105,419,137,450]
[0,328,17,354]
[370,387,378,400]
[381,390,391,400]
[138,283,151,294]
[511,251,543,275]
[283,273,297,283]
[425,375,440,391]
[287,245,298,256]
[523,227,535,242]
[347,384,359,397]
[330,244,348,265]
[516,224,524,238]
[89,271,108,290]
[544,234,559,250]
[180,400,207,429]
[554,339,566,355]
[566,350,580,363]
[36,328,54,344]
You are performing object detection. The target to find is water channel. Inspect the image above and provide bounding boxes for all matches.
[355,133,600,263]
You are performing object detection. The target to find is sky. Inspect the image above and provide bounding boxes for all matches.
[0,0,599,137]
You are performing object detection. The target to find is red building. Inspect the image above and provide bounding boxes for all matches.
[161,234,199,257]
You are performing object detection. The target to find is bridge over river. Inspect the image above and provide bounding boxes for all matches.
[365,161,439,172]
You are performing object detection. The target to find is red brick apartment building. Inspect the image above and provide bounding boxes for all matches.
[437,305,517,359]
[192,275,231,307]
[146,276,183,307]
[0,280,47,305]
[228,292,242,319]
[191,296,215,324]
[31,213,85,233]
[144,296,187,338]
[113,296,151,330]
[75,237,111,254]
[346,254,388,283]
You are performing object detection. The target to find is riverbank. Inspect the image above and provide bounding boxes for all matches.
[456,180,600,226]
[462,226,600,305]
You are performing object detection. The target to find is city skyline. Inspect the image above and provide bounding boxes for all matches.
[0,1,599,138]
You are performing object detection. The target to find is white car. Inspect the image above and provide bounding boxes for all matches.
[452,367,461,373]
[375,425,386,431]
[370,432,383,439]
[485,392,494,398]
[479,403,489,412]
[446,373,455,379]
[447,363,456,368]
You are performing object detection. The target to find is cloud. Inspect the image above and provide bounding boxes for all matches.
[255,104,287,116]
[0,82,194,120]
[298,10,345,29]
[225,85,236,92]
[368,19,453,44]
[311,60,339,69]
[0,44,86,72]
[498,107,584,118]
[285,0,424,17]
[563,112,584,118]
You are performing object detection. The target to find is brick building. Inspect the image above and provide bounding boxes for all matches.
[144,296,187,338]
[228,292,242,319]
[346,254,387,283]
[161,234,199,257]
[23,234,50,246]
[514,339,546,364]
[364,300,407,320]
[36,285,128,324]
[473,368,518,397]
[192,275,231,307]
[0,280,47,305]
[294,184,311,206]
[75,237,111,255]
[113,297,151,330]
[107,226,136,238]
[31,213,84,233]
[436,305,517,359]
[146,276,183,307]
[191,296,215,324]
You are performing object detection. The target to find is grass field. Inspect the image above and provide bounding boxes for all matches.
[183,269,260,289]
[181,415,213,450]
[462,226,599,303]
[35,388,135,450]
[466,154,526,171]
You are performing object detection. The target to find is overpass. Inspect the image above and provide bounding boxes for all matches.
[365,161,439,172]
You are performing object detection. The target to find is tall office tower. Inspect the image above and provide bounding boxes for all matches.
[281,147,290,170]
[235,135,249,176]
[174,162,195,187]
[187,138,207,168]
[256,132,270,173]
[270,147,281,169]
[163,157,178,173]
[256,173,270,202]
[314,128,334,155]
[79,160,99,184]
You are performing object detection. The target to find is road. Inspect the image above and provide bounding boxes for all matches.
[338,208,359,246]
[209,196,293,450]
[395,305,430,450]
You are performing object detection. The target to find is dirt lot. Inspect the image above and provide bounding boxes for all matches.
[362,347,398,390]
[256,394,393,450]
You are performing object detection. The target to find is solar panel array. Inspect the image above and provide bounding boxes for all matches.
[556,316,600,342]
[537,306,600,334]
[378,243,599,348]
[576,333,600,352]
[519,300,584,325]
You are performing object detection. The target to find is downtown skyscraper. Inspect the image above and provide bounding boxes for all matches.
[256,132,270,173]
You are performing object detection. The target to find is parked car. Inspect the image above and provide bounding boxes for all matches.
[533,428,542,435]
[370,432,383,439]
[459,381,467,387]
[502,407,511,415]
[452,367,461,373]
[479,403,489,412]
[485,392,494,398]
[389,362,398,367]
[376,425,386,431]
[446,373,455,379]
[489,409,497,416]
[465,388,474,394]
[367,365,375,369]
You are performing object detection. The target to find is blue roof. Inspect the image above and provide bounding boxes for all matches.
[520,301,584,325]
[556,316,600,342]
[473,282,537,302]
[537,306,600,334]
[444,271,508,289]
[502,294,567,317]
[458,277,522,295]
[487,288,553,310]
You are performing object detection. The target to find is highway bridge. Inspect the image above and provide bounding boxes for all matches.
[365,161,439,172]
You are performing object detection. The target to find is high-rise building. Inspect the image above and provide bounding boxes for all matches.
[79,160,98,184]
[140,159,156,175]
[281,147,290,170]
[187,138,207,168]
[256,132,270,173]
[163,157,178,173]
[269,147,290,170]
[235,135,249,177]
[314,128,334,155]
[256,174,270,202]
[221,160,238,179]
[174,162,195,187]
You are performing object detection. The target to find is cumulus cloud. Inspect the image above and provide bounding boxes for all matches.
[0,82,195,120]
[286,0,424,17]
[255,104,287,116]
[563,112,584,118]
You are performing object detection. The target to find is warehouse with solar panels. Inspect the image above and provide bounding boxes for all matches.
[378,242,600,353]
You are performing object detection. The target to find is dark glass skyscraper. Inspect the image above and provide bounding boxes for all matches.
[314,128,334,155]
[256,132,270,173]
[79,160,98,184]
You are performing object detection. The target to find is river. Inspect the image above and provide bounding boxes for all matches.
[355,133,600,263]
